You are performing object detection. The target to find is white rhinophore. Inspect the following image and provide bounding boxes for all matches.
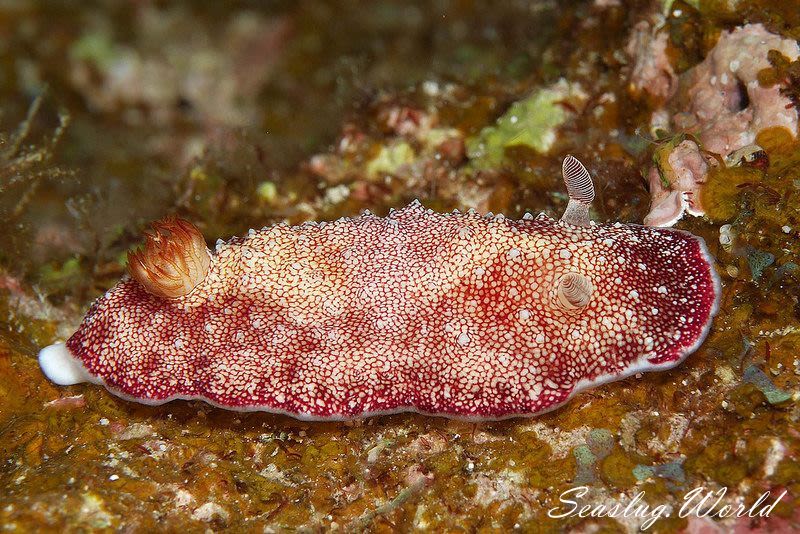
[560,155,595,227]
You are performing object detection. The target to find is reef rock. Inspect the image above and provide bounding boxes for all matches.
[644,23,799,226]
[673,23,799,155]
[626,18,678,102]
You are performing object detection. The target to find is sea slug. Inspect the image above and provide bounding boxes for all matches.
[39,157,720,420]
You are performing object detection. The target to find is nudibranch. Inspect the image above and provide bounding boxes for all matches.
[39,157,720,420]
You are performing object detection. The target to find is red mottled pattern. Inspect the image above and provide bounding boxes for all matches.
[66,203,719,419]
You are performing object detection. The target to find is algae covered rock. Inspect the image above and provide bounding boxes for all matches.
[466,79,586,169]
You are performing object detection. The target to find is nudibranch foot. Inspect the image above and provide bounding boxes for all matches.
[38,156,721,420]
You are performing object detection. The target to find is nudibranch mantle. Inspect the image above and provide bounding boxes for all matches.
[39,157,720,420]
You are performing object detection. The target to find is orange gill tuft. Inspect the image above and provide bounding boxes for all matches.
[127,217,211,298]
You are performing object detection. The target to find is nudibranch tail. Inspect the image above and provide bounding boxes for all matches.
[127,217,211,299]
[560,155,594,227]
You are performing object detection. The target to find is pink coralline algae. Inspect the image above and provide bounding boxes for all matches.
[626,18,678,102]
[39,158,720,420]
[644,138,709,227]
[643,23,799,227]
[673,24,799,155]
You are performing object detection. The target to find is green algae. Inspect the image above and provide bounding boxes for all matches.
[651,133,697,188]
[742,366,795,405]
[466,80,578,169]
[365,141,416,178]
[69,31,119,70]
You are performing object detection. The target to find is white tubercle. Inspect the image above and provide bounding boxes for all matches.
[38,343,90,385]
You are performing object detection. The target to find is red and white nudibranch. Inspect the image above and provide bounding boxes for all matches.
[39,157,721,420]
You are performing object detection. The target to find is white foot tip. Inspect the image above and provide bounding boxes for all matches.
[38,343,89,385]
